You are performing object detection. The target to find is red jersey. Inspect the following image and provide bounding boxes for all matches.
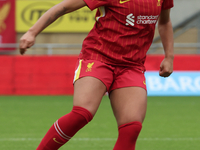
[80,0,174,71]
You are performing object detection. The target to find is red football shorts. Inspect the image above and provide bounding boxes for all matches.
[73,59,146,93]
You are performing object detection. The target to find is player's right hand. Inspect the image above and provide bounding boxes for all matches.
[159,57,173,77]
[19,31,36,55]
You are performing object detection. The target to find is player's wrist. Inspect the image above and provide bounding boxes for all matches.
[164,53,174,60]
[28,27,38,37]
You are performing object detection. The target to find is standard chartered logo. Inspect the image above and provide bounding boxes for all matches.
[125,13,135,26]
[125,14,159,26]
[137,15,159,24]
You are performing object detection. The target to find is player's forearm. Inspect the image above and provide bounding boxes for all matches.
[28,4,67,36]
[158,19,174,60]
[27,0,86,37]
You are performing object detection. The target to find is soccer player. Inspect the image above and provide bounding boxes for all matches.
[19,0,174,149]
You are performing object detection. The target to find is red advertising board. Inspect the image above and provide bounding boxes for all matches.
[0,0,15,50]
[0,55,199,95]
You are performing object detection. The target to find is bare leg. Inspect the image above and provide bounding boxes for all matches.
[73,76,107,116]
[110,87,147,126]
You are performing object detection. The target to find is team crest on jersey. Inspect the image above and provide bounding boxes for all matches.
[86,62,94,72]
[157,0,161,6]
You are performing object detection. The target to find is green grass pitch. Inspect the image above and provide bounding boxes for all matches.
[0,96,200,150]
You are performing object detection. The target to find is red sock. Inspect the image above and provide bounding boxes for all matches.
[113,121,142,150]
[36,106,93,150]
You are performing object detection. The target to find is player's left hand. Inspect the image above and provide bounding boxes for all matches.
[159,57,173,77]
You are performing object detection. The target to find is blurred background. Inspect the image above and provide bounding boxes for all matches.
[0,0,200,96]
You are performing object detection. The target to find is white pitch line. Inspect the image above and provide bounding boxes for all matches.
[139,138,200,141]
[0,138,41,141]
[72,138,116,141]
[0,137,200,142]
[72,137,200,141]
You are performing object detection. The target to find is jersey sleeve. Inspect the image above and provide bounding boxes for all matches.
[83,0,110,10]
[162,0,174,10]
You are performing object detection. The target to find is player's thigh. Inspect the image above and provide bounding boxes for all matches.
[109,87,147,126]
[73,76,107,116]
[73,59,114,116]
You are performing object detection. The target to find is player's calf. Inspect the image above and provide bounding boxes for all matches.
[36,106,93,150]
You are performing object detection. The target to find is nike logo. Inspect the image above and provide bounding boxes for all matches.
[119,0,130,4]
[143,81,146,85]
[53,138,64,144]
